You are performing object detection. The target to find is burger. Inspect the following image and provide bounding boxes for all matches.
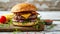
[11,3,40,26]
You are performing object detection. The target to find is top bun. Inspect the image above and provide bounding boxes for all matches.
[11,3,37,12]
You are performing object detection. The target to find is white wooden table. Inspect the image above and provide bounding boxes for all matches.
[0,11,60,34]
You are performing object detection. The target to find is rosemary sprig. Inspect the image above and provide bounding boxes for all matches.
[47,25,56,29]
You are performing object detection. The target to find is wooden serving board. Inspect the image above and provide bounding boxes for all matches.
[0,24,44,32]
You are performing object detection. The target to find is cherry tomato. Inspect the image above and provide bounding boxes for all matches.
[0,16,6,23]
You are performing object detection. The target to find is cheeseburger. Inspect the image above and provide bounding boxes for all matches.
[11,3,40,26]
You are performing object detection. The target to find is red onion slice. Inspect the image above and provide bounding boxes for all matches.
[19,20,24,22]
[29,15,37,19]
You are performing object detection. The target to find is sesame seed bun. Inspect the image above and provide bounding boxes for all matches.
[11,3,37,12]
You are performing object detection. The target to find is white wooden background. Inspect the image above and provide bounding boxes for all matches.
[0,11,60,34]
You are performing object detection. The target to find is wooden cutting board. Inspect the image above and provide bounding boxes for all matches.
[0,24,44,32]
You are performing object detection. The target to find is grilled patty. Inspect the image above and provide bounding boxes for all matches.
[12,14,37,22]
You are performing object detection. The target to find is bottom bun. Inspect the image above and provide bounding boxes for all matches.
[13,21,38,26]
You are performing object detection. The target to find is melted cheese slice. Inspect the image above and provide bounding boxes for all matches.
[21,13,31,19]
